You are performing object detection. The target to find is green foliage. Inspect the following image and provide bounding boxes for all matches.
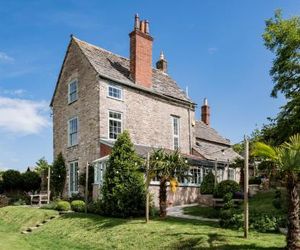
[71,200,85,212]
[35,157,51,174]
[250,214,281,233]
[56,201,71,211]
[22,171,41,193]
[214,180,240,198]
[2,170,23,192]
[249,176,262,185]
[87,200,102,214]
[51,153,66,198]
[40,202,57,210]
[101,131,146,218]
[200,171,215,194]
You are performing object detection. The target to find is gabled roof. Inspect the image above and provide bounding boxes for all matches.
[50,36,195,107]
[194,120,230,146]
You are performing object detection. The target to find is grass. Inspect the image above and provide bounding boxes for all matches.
[0,206,285,249]
[183,189,283,218]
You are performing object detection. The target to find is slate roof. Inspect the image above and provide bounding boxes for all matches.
[194,121,230,145]
[72,37,193,104]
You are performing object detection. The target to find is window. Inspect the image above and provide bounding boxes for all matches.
[69,161,79,195]
[109,111,122,140]
[190,167,202,185]
[94,161,107,184]
[108,85,122,100]
[68,79,78,103]
[172,116,180,150]
[68,117,78,146]
[228,168,235,180]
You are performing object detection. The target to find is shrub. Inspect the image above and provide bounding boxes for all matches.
[51,153,66,198]
[22,171,41,193]
[69,193,84,202]
[12,199,27,206]
[250,214,280,232]
[8,194,30,205]
[87,200,102,214]
[249,176,262,185]
[214,180,240,198]
[2,170,23,192]
[71,200,85,212]
[56,201,71,211]
[200,171,215,194]
[40,202,57,210]
[101,131,146,218]
[0,194,9,207]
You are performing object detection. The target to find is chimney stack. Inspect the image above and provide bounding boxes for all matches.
[201,98,210,126]
[156,51,168,73]
[129,14,153,88]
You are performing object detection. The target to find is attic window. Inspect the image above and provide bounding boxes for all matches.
[68,79,78,104]
[108,84,122,100]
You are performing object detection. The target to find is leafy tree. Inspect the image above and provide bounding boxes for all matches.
[35,157,51,174]
[149,149,189,218]
[101,131,146,218]
[22,170,41,193]
[200,171,215,194]
[51,152,66,198]
[2,170,23,192]
[253,134,300,250]
[261,10,300,145]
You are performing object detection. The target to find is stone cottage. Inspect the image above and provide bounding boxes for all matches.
[50,14,240,205]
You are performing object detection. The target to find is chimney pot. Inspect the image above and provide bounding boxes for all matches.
[145,20,150,34]
[134,14,140,30]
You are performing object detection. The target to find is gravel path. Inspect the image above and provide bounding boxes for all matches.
[167,203,219,222]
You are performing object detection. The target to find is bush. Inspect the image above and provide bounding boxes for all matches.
[200,171,215,194]
[2,170,23,192]
[249,176,262,185]
[214,180,240,198]
[220,209,243,229]
[87,200,102,214]
[71,200,85,212]
[22,171,41,193]
[101,131,146,218]
[250,214,280,232]
[12,199,27,206]
[56,201,71,211]
[69,193,84,202]
[8,194,30,205]
[40,202,57,210]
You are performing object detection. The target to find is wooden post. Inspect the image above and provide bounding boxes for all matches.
[85,162,89,214]
[47,166,51,204]
[146,153,150,223]
[214,159,218,187]
[244,136,249,238]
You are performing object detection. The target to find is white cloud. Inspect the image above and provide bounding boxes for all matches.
[208,47,218,54]
[0,52,14,64]
[1,88,27,97]
[0,96,50,135]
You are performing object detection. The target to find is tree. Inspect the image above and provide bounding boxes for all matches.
[22,170,41,193]
[51,153,66,198]
[149,149,189,218]
[262,10,300,145]
[79,164,94,201]
[101,131,146,218]
[2,170,23,193]
[253,134,300,250]
[35,157,51,174]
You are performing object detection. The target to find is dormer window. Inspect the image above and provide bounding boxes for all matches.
[68,79,78,104]
[108,84,122,100]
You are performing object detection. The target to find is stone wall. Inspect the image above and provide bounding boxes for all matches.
[52,39,100,197]
[99,79,194,155]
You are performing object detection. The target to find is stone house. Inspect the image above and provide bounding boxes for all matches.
[50,14,240,205]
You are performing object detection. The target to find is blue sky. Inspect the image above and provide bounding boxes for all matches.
[0,1,299,171]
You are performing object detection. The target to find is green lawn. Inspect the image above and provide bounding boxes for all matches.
[183,190,283,218]
[0,206,285,249]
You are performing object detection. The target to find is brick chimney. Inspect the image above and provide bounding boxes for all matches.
[156,51,168,73]
[129,14,153,88]
[201,98,210,126]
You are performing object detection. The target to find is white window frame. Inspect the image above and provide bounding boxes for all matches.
[68,79,78,104]
[228,168,236,181]
[172,116,180,150]
[107,84,123,101]
[68,117,79,147]
[108,110,122,140]
[94,160,107,185]
[69,161,79,196]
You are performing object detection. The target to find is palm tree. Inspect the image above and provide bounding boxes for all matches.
[149,149,189,218]
[252,134,300,250]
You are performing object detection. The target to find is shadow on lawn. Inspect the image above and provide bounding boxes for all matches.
[171,233,284,250]
[59,212,131,229]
